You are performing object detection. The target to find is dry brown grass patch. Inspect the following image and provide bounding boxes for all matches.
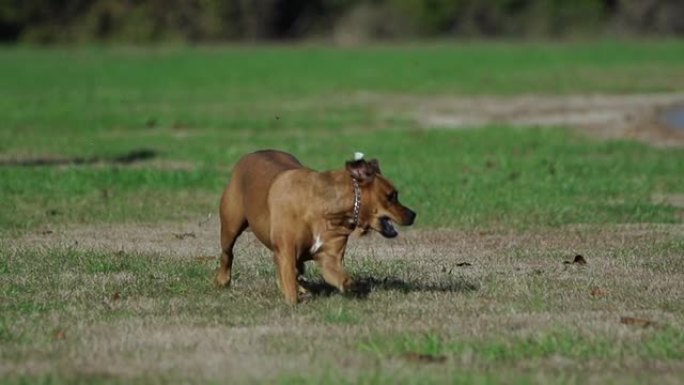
[2,221,683,384]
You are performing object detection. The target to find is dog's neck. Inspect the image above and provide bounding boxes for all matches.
[320,170,365,231]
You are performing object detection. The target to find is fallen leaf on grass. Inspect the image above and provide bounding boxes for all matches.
[171,121,189,130]
[173,232,196,240]
[563,255,586,265]
[620,316,656,328]
[402,352,447,364]
[456,262,472,267]
[590,287,606,297]
[53,329,66,341]
[111,291,121,302]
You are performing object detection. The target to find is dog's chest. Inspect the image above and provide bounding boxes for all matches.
[309,234,324,254]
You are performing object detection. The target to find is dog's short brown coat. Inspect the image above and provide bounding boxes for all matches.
[216,150,415,304]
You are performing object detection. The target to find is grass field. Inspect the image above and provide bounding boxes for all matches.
[1,40,684,384]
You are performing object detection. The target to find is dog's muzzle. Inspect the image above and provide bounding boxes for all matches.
[379,217,398,238]
[379,209,415,238]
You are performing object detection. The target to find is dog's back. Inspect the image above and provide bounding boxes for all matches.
[220,150,303,247]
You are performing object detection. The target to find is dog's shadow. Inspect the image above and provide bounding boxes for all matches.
[300,276,479,300]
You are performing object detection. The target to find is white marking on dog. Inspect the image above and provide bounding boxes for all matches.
[310,234,323,254]
[354,152,364,161]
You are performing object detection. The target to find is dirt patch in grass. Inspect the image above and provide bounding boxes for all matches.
[10,217,224,259]
[362,92,684,147]
[0,149,196,171]
[10,218,684,261]
[0,149,158,167]
[652,193,684,208]
[14,217,684,264]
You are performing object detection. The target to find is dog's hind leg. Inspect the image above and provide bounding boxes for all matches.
[273,243,300,305]
[216,190,247,288]
[216,217,246,288]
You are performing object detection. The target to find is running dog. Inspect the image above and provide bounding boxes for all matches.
[216,150,416,304]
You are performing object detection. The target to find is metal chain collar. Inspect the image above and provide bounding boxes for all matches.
[352,178,361,227]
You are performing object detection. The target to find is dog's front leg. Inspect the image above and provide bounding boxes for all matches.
[318,250,353,294]
[273,244,299,306]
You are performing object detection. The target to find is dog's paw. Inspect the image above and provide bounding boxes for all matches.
[298,284,310,295]
[215,271,231,288]
[298,291,314,303]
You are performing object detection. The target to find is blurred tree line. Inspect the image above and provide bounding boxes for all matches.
[1,0,682,44]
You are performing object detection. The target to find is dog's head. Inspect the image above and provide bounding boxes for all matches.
[346,156,416,238]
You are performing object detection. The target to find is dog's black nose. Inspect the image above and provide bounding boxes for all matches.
[405,209,416,226]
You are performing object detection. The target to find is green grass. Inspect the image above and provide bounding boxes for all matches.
[1,126,683,232]
[2,40,684,143]
[2,40,684,136]
[360,329,684,361]
[2,40,684,233]
[1,40,684,384]
[2,40,684,232]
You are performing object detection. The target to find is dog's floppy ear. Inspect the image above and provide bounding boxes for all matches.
[345,158,378,184]
[367,158,381,175]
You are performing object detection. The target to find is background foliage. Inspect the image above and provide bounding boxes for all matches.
[1,0,683,44]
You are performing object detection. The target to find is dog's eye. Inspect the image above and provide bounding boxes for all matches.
[388,191,398,203]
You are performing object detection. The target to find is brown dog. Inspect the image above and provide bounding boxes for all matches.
[216,150,416,305]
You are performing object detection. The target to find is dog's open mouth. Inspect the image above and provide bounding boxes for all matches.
[379,217,398,238]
